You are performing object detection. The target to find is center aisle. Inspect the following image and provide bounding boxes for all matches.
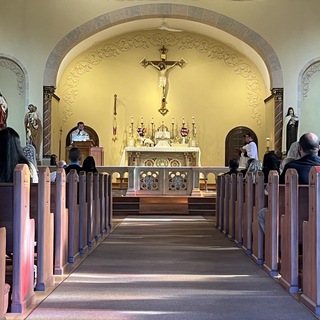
[27,216,317,320]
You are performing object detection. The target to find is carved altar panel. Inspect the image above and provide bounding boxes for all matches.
[121,147,201,167]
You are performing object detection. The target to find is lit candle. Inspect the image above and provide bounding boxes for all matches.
[141,116,144,124]
[131,116,134,124]
[151,117,154,124]
[182,117,185,125]
[172,117,175,124]
[192,116,195,124]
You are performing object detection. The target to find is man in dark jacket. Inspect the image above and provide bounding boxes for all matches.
[279,132,320,184]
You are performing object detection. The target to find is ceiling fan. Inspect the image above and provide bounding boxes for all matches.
[158,20,182,32]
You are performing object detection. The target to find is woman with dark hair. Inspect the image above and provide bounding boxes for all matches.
[0,127,38,182]
[82,156,98,173]
[262,151,281,183]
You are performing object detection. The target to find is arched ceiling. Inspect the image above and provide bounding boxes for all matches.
[58,18,270,89]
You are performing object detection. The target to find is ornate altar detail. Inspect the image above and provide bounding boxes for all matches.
[168,171,188,191]
[140,170,159,191]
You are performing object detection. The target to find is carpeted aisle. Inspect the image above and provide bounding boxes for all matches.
[26,216,317,320]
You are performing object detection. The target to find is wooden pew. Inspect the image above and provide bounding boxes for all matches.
[99,173,108,237]
[279,169,300,293]
[234,173,244,247]
[93,173,101,240]
[218,174,225,231]
[223,174,230,236]
[242,173,254,255]
[66,170,80,263]
[107,173,113,229]
[301,166,320,314]
[86,172,95,247]
[263,170,279,277]
[30,167,54,291]
[228,174,237,241]
[0,164,35,313]
[52,168,69,275]
[0,227,10,318]
[252,172,265,264]
[216,175,222,229]
[79,172,88,254]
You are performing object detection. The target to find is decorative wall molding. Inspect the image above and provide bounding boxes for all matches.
[301,62,320,100]
[44,3,282,89]
[62,32,263,125]
[0,58,25,97]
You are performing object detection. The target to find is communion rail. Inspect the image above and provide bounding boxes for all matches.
[97,166,229,196]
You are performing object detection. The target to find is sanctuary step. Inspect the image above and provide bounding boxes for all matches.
[113,196,216,215]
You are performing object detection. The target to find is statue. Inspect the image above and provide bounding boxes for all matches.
[24,104,41,159]
[0,93,8,129]
[283,107,299,153]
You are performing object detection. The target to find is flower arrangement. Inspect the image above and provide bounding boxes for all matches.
[137,127,147,137]
[180,127,189,137]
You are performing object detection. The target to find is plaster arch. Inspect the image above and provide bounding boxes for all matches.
[297,56,320,116]
[0,54,29,107]
[297,57,320,138]
[0,55,29,142]
[43,3,283,89]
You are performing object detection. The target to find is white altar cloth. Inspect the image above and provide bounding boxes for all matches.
[120,146,201,166]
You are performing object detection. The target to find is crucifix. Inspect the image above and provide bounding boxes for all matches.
[140,46,187,116]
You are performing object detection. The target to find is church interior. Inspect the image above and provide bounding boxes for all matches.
[1,0,320,319]
[1,0,320,167]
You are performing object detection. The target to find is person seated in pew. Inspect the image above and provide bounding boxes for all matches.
[224,158,239,175]
[0,127,38,183]
[243,158,263,183]
[65,147,82,183]
[258,151,281,232]
[262,151,281,183]
[50,160,67,182]
[82,156,98,173]
[280,141,300,174]
[279,132,320,185]
[65,147,82,175]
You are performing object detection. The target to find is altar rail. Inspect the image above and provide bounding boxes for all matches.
[97,166,229,196]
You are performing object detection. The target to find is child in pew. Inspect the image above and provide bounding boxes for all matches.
[0,127,38,183]
[258,151,281,232]
[82,156,98,173]
[65,147,82,182]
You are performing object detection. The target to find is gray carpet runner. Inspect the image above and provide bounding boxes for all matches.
[26,216,317,320]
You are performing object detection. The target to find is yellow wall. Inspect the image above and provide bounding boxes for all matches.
[55,31,269,166]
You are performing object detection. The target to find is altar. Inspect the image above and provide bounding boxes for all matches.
[120,146,201,167]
